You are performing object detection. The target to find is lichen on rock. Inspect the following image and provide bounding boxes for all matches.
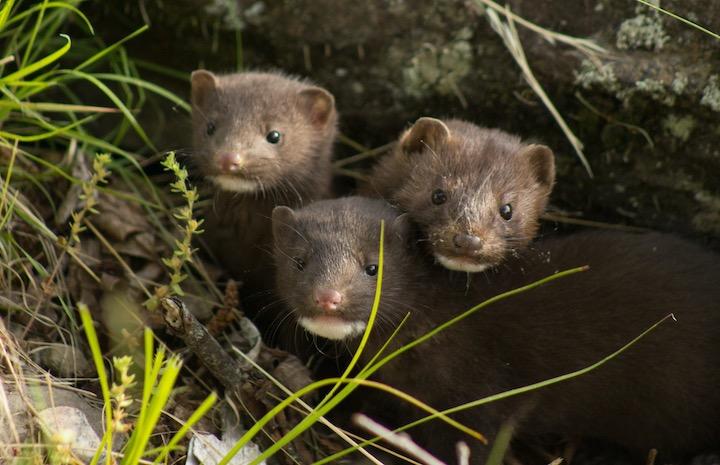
[701,75,720,112]
[574,59,620,93]
[616,2,669,51]
[402,27,474,98]
[662,114,696,142]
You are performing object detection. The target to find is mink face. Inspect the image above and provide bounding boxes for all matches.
[369,118,555,273]
[191,70,337,199]
[272,197,418,340]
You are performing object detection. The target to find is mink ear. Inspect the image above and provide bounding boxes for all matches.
[191,69,218,108]
[523,144,555,190]
[272,206,297,244]
[390,213,414,247]
[400,117,451,155]
[298,87,336,129]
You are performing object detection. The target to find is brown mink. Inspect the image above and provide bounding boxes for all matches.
[366,117,554,273]
[272,196,720,463]
[190,69,337,298]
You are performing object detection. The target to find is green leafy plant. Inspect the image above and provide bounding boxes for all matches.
[145,151,204,311]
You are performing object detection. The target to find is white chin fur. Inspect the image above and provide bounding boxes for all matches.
[211,175,259,193]
[435,254,490,273]
[299,316,367,340]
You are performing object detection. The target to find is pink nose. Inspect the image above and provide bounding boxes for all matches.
[217,153,243,173]
[314,289,343,311]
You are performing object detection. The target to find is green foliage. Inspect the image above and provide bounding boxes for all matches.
[145,151,204,310]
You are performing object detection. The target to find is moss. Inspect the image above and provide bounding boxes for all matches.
[402,27,474,98]
[700,75,720,112]
[616,2,669,51]
[662,114,696,142]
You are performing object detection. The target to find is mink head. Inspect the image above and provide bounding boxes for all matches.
[384,118,555,273]
[272,197,417,341]
[191,70,337,196]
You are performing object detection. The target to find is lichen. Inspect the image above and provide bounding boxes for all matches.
[402,28,474,98]
[671,72,688,95]
[700,75,720,112]
[574,59,620,93]
[633,78,675,105]
[616,2,669,51]
[662,114,696,142]
[204,0,266,30]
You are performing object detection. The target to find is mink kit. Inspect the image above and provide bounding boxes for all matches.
[366,117,555,273]
[271,196,720,463]
[190,70,337,312]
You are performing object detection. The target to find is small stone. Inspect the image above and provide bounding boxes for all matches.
[34,344,93,378]
[38,406,102,464]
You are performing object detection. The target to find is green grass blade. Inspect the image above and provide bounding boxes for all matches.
[59,69,156,150]
[317,220,385,409]
[2,1,93,34]
[0,0,15,32]
[78,303,113,465]
[1,33,70,83]
[74,24,148,72]
[21,0,48,72]
[150,392,218,464]
[0,100,119,112]
[93,72,190,112]
[315,313,674,465]
[1,114,94,141]
[636,0,720,40]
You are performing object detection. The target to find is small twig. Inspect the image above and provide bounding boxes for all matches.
[646,448,658,465]
[0,55,15,67]
[333,142,395,168]
[541,212,649,233]
[160,297,246,389]
[456,442,470,465]
[353,413,446,465]
[575,92,654,149]
[334,167,370,182]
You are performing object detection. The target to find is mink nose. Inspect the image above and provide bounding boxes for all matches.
[314,289,343,311]
[453,233,482,251]
[217,153,244,172]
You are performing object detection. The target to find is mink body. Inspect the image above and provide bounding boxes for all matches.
[365,118,554,273]
[272,197,720,462]
[190,70,336,339]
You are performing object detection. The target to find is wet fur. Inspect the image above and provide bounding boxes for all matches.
[273,197,720,462]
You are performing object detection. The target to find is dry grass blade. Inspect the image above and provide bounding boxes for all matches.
[484,5,594,177]
[472,0,607,56]
[354,413,446,465]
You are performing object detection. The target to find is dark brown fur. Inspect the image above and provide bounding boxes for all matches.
[272,197,720,462]
[191,70,337,297]
[366,118,554,273]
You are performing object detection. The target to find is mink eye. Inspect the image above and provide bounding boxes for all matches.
[294,257,305,271]
[431,189,447,205]
[365,265,378,276]
[499,203,513,221]
[266,130,282,144]
[206,122,216,136]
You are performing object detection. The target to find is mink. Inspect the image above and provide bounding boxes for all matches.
[272,196,720,463]
[190,70,337,332]
[365,117,554,273]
